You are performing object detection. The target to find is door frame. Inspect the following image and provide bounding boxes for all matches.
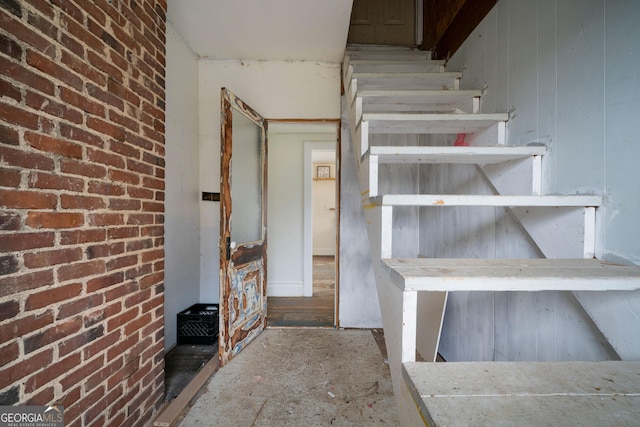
[267,119,341,327]
[303,141,337,297]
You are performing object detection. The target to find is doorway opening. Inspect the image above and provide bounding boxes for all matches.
[266,121,340,328]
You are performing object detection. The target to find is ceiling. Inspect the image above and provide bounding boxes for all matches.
[167,0,353,63]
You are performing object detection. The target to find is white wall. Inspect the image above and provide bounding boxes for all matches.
[431,0,640,361]
[198,60,341,303]
[164,24,201,351]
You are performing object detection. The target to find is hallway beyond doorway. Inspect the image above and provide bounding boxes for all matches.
[268,256,335,327]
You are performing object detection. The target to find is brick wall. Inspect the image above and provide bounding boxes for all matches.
[0,0,166,425]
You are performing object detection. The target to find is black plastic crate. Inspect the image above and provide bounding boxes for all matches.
[177,304,219,345]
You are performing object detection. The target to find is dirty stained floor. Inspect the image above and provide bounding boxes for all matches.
[177,329,399,426]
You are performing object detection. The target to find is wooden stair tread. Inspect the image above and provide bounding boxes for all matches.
[402,361,640,427]
[368,194,601,207]
[348,60,445,73]
[352,73,461,91]
[369,145,545,164]
[358,90,481,113]
[382,258,640,291]
[362,113,508,134]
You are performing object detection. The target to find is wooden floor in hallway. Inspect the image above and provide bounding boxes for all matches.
[267,255,335,327]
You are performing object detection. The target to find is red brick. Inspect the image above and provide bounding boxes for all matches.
[154,191,165,202]
[141,294,163,315]
[25,282,83,310]
[141,225,163,237]
[60,50,108,86]
[0,230,55,251]
[0,79,21,103]
[108,169,139,185]
[57,260,105,282]
[29,0,55,18]
[0,348,53,390]
[26,49,83,90]
[141,249,163,263]
[60,123,105,148]
[23,317,83,354]
[107,307,138,333]
[85,242,125,259]
[88,213,124,227]
[0,168,21,187]
[127,159,153,176]
[143,125,164,144]
[50,0,84,25]
[82,329,120,360]
[60,355,104,390]
[126,213,153,225]
[105,255,138,272]
[109,198,141,211]
[0,31,22,59]
[57,293,104,320]
[0,212,22,230]
[0,8,51,55]
[0,123,20,146]
[58,228,106,247]
[139,272,163,290]
[26,212,84,229]
[86,271,124,292]
[111,141,140,160]
[109,109,140,133]
[60,13,104,54]
[87,50,123,83]
[25,352,82,393]
[87,148,125,168]
[58,324,105,357]
[0,341,19,367]
[1,145,55,171]
[24,247,83,268]
[88,180,125,196]
[28,171,84,192]
[61,32,84,57]
[142,176,164,190]
[84,301,121,328]
[25,92,84,125]
[87,83,125,111]
[0,270,54,298]
[86,356,124,391]
[0,300,20,322]
[0,254,18,276]
[61,194,107,210]
[142,152,164,168]
[0,56,55,96]
[0,188,57,209]
[107,227,139,240]
[60,158,107,179]
[27,10,57,40]
[0,310,54,344]
[124,288,151,310]
[25,386,55,406]
[142,201,163,213]
[60,87,106,118]
[0,102,41,130]
[87,116,126,141]
[108,78,140,107]
[125,239,153,253]
[124,263,152,280]
[125,131,153,151]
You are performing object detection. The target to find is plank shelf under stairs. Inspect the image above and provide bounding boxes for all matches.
[343,46,640,426]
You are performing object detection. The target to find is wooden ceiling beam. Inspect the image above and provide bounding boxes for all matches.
[421,0,498,60]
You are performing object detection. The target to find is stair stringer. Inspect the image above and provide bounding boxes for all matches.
[479,158,640,360]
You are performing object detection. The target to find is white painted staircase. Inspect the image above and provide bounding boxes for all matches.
[342,46,640,426]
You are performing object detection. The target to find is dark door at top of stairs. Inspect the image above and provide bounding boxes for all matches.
[348,0,416,46]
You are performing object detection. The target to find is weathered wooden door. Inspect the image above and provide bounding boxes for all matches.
[219,88,268,366]
[348,0,416,46]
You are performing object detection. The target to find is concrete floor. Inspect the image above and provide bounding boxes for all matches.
[177,329,399,426]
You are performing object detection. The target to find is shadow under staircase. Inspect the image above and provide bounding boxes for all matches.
[342,45,640,426]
